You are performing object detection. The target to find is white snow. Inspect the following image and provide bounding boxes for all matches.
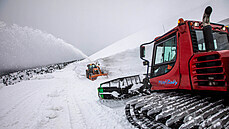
[0,1,229,128]
[0,21,87,75]
[0,45,145,129]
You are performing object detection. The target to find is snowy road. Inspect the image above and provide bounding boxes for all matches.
[0,63,134,129]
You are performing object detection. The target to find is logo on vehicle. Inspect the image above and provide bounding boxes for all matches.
[158,79,177,86]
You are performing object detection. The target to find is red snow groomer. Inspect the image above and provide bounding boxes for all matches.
[125,6,229,129]
[140,7,229,92]
[99,6,229,128]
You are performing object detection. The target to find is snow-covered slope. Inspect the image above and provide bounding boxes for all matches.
[88,29,156,60]
[89,0,229,61]
[77,48,147,81]
[0,21,87,76]
[218,18,229,26]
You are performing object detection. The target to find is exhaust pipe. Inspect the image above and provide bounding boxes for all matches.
[202,6,214,51]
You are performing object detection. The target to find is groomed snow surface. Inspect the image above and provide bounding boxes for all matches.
[0,48,145,129]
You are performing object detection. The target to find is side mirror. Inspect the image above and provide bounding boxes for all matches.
[140,46,145,58]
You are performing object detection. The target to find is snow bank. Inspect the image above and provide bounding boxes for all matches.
[0,21,86,76]
[96,48,148,79]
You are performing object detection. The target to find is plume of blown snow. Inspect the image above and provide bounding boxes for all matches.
[0,21,86,75]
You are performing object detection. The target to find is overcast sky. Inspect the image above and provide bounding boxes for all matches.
[0,0,228,56]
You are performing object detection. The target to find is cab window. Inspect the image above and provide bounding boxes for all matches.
[195,30,229,51]
[152,35,177,77]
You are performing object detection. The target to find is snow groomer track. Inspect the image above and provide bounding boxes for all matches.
[125,91,229,129]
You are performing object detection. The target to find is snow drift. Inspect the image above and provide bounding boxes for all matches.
[0,21,86,76]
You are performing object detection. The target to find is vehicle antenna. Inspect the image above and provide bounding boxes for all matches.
[162,24,165,33]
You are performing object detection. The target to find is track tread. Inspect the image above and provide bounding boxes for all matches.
[125,92,229,129]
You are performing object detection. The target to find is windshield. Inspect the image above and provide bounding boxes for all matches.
[195,30,229,51]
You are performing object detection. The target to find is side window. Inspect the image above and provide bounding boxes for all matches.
[155,44,164,64]
[153,36,177,77]
[195,30,229,51]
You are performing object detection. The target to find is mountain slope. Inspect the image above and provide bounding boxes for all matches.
[89,0,229,61]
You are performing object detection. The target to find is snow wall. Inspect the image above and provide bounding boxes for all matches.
[0,21,86,76]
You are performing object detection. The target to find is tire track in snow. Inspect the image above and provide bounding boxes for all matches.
[25,93,52,129]
[0,88,47,129]
[71,71,125,129]
[60,70,87,129]
[66,91,87,129]
[25,80,68,129]
[0,76,68,129]
[0,88,40,121]
[72,63,135,129]
[67,80,87,129]
[34,90,64,129]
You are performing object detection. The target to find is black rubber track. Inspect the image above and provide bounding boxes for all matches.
[125,91,229,129]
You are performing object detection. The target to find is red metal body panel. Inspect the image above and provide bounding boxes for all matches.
[177,22,194,90]
[220,51,229,90]
[149,29,178,90]
[190,51,229,91]
[150,21,194,91]
[150,57,180,90]
[149,20,229,91]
